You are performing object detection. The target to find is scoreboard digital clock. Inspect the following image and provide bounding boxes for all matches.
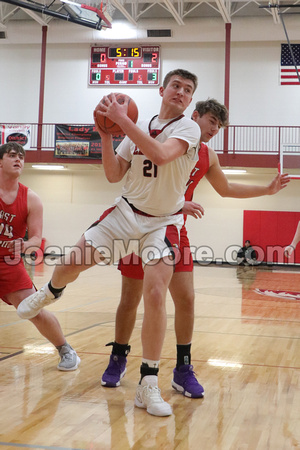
[89,45,160,86]
[108,47,141,58]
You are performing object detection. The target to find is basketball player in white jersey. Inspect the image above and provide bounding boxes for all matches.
[17,69,200,417]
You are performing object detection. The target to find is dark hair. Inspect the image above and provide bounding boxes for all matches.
[0,142,26,159]
[194,98,229,128]
[163,69,198,93]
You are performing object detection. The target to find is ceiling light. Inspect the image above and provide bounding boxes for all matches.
[222,169,247,175]
[32,165,65,171]
[101,21,137,39]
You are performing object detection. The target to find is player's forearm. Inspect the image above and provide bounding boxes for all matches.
[224,183,270,198]
[23,235,42,253]
[290,222,300,248]
[101,137,125,182]
[117,116,169,166]
[102,153,123,182]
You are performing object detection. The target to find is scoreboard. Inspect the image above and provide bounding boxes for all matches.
[89,45,160,86]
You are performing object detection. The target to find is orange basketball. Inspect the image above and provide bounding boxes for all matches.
[94,93,138,136]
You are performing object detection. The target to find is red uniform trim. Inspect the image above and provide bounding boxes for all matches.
[87,205,117,230]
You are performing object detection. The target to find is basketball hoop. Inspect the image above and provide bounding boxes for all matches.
[60,0,112,28]
[81,3,112,28]
[2,0,112,31]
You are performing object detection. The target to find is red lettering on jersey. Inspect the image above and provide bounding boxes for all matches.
[133,146,144,156]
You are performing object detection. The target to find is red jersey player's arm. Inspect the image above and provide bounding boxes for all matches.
[25,188,43,251]
[182,201,205,219]
[284,221,300,258]
[205,147,289,198]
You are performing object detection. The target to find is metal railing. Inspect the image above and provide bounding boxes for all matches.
[1,123,300,156]
[210,125,300,155]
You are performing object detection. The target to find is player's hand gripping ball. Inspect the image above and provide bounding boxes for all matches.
[94,93,138,136]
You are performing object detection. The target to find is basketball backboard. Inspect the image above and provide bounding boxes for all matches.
[279,143,300,180]
[61,0,112,28]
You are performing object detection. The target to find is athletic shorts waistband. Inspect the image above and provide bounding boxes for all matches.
[122,197,182,218]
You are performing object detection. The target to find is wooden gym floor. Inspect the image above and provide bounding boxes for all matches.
[1,260,300,450]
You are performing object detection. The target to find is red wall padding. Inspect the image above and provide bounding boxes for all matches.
[243,211,300,264]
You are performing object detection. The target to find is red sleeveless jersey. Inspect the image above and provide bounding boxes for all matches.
[185,142,209,202]
[183,142,209,226]
[0,183,28,258]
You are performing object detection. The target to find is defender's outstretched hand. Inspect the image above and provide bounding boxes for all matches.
[284,245,295,258]
[6,238,24,256]
[182,201,205,219]
[268,173,290,195]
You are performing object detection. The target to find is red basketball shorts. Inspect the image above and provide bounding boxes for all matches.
[118,225,193,280]
[0,258,33,305]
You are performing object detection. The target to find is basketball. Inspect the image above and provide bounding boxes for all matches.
[94,93,138,136]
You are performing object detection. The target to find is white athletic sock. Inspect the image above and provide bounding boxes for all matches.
[142,358,160,368]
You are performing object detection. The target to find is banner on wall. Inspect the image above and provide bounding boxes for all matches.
[55,124,124,160]
[1,124,32,150]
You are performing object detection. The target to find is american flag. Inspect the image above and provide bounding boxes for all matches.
[280,43,300,85]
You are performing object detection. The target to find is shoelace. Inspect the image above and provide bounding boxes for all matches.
[28,288,48,308]
[61,350,74,362]
[106,362,123,375]
[143,385,164,403]
[184,369,200,386]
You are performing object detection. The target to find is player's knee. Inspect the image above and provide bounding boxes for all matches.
[186,292,195,308]
[144,286,165,308]
[174,291,195,312]
[119,293,141,311]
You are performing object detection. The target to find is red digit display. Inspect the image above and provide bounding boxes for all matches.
[152,53,158,64]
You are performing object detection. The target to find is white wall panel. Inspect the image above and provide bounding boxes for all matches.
[1,16,299,259]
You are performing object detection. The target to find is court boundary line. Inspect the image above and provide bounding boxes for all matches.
[0,442,84,450]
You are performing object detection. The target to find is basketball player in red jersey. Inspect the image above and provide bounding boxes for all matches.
[0,142,80,370]
[101,99,290,396]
